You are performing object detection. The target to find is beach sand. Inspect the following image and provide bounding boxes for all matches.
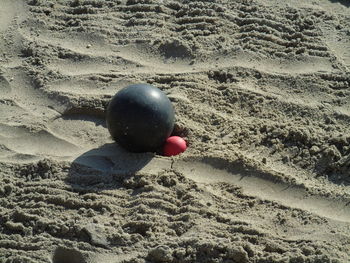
[0,0,349,262]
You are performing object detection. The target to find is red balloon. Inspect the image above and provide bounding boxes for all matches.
[163,136,187,156]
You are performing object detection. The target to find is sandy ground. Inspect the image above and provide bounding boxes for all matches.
[0,0,350,262]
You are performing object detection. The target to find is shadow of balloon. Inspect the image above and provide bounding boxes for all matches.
[329,0,350,7]
[66,143,154,191]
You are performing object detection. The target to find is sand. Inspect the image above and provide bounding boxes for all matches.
[0,0,349,262]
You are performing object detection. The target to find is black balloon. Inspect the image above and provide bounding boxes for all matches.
[106,83,175,152]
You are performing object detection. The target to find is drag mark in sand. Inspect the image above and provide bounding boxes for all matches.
[163,158,350,223]
[70,150,350,223]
